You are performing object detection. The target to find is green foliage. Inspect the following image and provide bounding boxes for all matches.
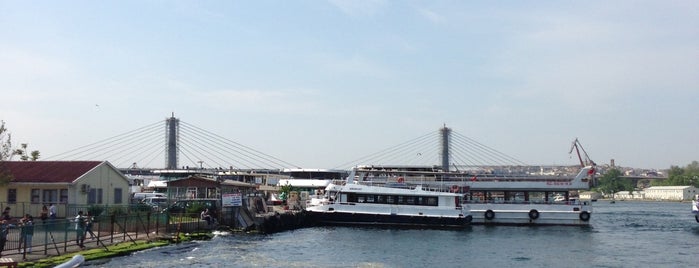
[594,168,635,194]
[108,206,127,216]
[653,161,699,187]
[0,121,11,186]
[13,143,40,161]
[0,121,40,186]
[279,182,295,201]
[88,205,105,217]
[0,121,11,162]
[186,202,206,215]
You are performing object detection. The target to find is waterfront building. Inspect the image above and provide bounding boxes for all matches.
[165,176,256,200]
[0,161,130,218]
[614,190,645,200]
[642,186,698,201]
[579,191,602,200]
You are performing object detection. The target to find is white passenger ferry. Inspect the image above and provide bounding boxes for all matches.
[352,164,594,226]
[461,166,593,226]
[305,169,473,228]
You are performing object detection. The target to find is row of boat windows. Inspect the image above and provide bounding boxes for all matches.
[343,193,441,206]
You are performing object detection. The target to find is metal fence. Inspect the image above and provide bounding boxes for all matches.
[0,205,182,260]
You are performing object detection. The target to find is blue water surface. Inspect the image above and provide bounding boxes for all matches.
[94,201,699,267]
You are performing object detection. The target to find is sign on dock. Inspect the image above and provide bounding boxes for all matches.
[223,193,243,207]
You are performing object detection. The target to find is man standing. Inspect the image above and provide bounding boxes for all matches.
[19,214,33,254]
[75,211,86,249]
[49,204,56,221]
[0,220,12,257]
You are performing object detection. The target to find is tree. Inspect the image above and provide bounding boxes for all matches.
[0,121,41,185]
[0,121,13,185]
[654,162,699,187]
[594,168,634,196]
[0,121,11,161]
[13,143,40,161]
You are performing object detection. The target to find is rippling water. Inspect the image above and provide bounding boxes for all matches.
[92,201,699,267]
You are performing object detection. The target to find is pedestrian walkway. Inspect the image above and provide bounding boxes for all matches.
[4,230,165,264]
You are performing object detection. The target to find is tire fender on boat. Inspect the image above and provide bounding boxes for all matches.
[528,209,539,220]
[579,211,591,221]
[695,214,699,223]
[484,210,495,220]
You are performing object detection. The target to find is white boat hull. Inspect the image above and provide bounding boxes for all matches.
[308,202,472,228]
[467,203,592,226]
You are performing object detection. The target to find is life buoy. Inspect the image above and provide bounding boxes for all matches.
[450,185,459,192]
[465,215,473,223]
[484,210,495,220]
[397,177,404,183]
[528,209,539,220]
[579,211,590,221]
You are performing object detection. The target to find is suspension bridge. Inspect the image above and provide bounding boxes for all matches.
[44,115,539,174]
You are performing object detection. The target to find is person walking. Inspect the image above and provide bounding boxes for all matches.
[1,207,11,222]
[40,205,48,224]
[18,214,33,254]
[85,211,96,240]
[74,211,86,249]
[49,204,57,221]
[0,220,13,257]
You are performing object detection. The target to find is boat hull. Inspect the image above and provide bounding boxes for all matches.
[467,203,592,226]
[309,210,472,228]
[307,203,472,228]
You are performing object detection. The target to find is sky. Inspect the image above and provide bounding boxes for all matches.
[1,1,697,170]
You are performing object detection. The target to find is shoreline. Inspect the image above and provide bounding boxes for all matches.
[17,232,217,268]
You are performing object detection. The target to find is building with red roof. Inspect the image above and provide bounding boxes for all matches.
[0,161,130,219]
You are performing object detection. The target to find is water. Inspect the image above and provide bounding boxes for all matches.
[93,201,699,267]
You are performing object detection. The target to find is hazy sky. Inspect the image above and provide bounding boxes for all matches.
[1,1,697,170]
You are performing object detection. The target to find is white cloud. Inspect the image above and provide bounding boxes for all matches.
[415,7,446,24]
[0,45,72,81]
[327,0,388,17]
[317,53,396,79]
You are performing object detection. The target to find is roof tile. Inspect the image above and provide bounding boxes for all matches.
[0,161,103,183]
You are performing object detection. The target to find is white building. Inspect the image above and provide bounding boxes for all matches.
[579,191,602,200]
[614,191,645,200]
[643,186,699,201]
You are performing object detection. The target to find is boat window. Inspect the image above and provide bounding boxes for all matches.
[376,195,385,203]
[357,196,365,203]
[366,195,375,203]
[406,197,415,205]
[387,196,395,204]
[429,197,438,206]
[397,196,404,204]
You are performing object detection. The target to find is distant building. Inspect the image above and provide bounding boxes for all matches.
[579,191,602,201]
[165,176,256,200]
[643,186,699,201]
[614,191,645,200]
[0,161,131,218]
